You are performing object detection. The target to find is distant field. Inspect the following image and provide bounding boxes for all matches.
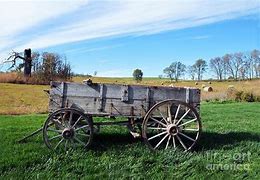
[0,76,260,114]
[0,102,259,179]
[73,77,260,101]
[0,83,48,114]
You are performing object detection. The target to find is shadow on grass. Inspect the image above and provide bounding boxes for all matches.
[91,132,140,151]
[91,131,260,151]
[198,131,260,151]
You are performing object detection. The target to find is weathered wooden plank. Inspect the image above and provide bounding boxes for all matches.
[49,82,200,117]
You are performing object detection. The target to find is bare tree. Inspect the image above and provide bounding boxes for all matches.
[3,49,32,77]
[240,61,250,80]
[210,57,225,81]
[187,65,196,80]
[251,49,260,78]
[223,54,234,79]
[32,51,40,72]
[242,52,254,80]
[234,52,245,80]
[193,59,207,81]
[225,52,244,80]
[163,61,186,82]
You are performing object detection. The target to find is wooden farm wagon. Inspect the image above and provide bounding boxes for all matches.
[20,80,202,151]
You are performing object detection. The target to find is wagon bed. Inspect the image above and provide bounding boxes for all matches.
[49,81,200,117]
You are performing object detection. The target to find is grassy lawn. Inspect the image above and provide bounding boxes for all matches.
[0,102,259,179]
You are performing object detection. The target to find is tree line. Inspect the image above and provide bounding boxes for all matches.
[162,49,260,82]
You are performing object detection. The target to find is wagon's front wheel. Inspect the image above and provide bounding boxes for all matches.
[43,108,93,152]
[142,100,201,151]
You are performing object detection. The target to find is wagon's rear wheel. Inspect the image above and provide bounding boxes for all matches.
[142,100,201,151]
[43,108,93,152]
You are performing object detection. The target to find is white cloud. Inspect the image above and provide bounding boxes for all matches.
[0,0,259,62]
[1,1,87,37]
[64,44,124,54]
[0,0,88,61]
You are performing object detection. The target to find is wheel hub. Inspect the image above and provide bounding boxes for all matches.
[62,128,75,139]
[167,124,178,135]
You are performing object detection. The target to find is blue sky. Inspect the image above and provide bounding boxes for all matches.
[0,0,259,77]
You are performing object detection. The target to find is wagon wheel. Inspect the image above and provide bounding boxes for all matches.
[142,100,201,151]
[43,108,93,152]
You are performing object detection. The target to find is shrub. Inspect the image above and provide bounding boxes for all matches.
[241,92,255,102]
[228,90,257,102]
[234,91,244,101]
[255,96,260,102]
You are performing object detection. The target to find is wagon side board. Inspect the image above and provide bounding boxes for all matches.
[49,81,201,118]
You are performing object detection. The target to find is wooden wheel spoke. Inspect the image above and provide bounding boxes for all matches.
[174,104,180,124]
[76,133,90,137]
[156,109,168,125]
[148,131,167,141]
[155,134,169,149]
[72,115,82,128]
[167,104,172,123]
[62,113,69,127]
[172,135,176,148]
[47,128,62,133]
[178,118,197,127]
[150,117,167,127]
[54,138,64,150]
[75,125,89,131]
[179,132,195,142]
[68,111,74,126]
[176,109,191,125]
[147,127,167,130]
[165,135,171,149]
[49,134,62,141]
[74,136,86,146]
[176,135,187,150]
[183,128,199,132]
[64,140,68,151]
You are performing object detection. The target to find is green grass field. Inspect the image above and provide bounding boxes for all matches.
[0,102,259,179]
